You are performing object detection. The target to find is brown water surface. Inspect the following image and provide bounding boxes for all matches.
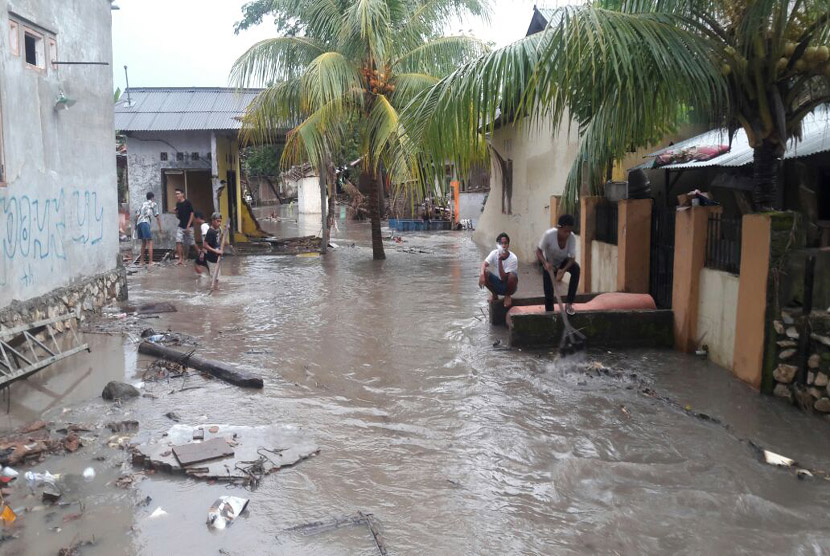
[3,210,830,555]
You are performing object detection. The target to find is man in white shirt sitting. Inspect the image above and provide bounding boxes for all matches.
[479,232,519,308]
[536,214,580,315]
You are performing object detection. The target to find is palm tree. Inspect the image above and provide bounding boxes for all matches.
[231,0,490,259]
[406,0,830,212]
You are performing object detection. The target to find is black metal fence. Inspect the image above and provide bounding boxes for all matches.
[595,201,618,244]
[705,214,742,274]
[649,206,676,309]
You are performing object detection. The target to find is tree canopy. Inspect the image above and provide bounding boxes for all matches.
[232,0,491,258]
[405,0,830,211]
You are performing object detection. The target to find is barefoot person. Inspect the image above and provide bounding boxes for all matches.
[173,188,195,265]
[196,212,223,278]
[479,232,519,307]
[537,214,580,315]
[135,192,162,268]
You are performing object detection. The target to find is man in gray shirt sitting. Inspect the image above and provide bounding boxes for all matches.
[536,214,580,315]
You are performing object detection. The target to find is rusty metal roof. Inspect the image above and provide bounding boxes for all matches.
[114,87,263,131]
[641,105,830,170]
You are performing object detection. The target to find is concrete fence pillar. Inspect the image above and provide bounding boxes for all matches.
[672,205,716,352]
[579,196,603,294]
[733,214,772,390]
[617,199,652,293]
[733,212,803,391]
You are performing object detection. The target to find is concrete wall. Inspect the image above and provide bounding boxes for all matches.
[473,113,581,263]
[0,1,119,306]
[296,175,324,214]
[125,131,213,249]
[591,241,618,293]
[697,267,739,369]
[459,192,487,226]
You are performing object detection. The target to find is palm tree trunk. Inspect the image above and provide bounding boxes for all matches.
[752,141,781,211]
[365,170,385,260]
[319,155,329,254]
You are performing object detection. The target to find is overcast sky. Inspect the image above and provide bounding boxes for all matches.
[111,0,545,91]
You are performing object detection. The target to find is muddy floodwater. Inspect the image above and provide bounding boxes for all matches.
[4,211,830,555]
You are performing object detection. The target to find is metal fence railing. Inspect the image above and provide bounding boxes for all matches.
[705,213,742,274]
[595,201,618,245]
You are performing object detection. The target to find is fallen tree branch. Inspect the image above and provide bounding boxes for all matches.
[138,341,264,389]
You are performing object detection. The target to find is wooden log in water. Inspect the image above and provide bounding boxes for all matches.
[138,341,264,389]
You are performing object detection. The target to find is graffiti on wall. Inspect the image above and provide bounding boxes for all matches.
[0,189,105,288]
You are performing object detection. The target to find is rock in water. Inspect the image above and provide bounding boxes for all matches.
[102,381,140,400]
[814,397,830,413]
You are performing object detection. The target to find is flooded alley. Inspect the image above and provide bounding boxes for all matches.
[3,216,830,555]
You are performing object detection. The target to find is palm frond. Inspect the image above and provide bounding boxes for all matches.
[282,99,354,169]
[301,51,365,112]
[367,94,401,168]
[393,35,489,75]
[231,36,327,86]
[389,72,439,104]
[239,79,304,146]
[347,0,391,62]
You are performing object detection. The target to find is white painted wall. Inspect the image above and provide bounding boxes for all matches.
[459,192,487,226]
[591,241,618,293]
[473,113,581,263]
[296,176,324,214]
[0,0,118,305]
[697,267,740,369]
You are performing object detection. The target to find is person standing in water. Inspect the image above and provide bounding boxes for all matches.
[537,214,580,315]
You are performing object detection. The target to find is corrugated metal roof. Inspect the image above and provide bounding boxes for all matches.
[642,105,830,170]
[114,87,263,131]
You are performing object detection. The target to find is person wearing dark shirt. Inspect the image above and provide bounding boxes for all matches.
[196,212,223,277]
[174,188,195,265]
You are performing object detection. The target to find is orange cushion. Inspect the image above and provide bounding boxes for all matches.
[505,293,656,327]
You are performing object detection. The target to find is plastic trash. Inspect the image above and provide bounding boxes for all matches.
[763,450,794,467]
[1,467,18,480]
[206,496,249,530]
[82,467,96,482]
[147,334,165,343]
[148,507,168,519]
[24,471,58,489]
[0,504,16,525]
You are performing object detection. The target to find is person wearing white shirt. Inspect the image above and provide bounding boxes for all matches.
[479,232,519,308]
[536,214,580,315]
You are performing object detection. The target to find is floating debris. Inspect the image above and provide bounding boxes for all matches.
[207,496,249,530]
[132,424,318,486]
[763,450,795,468]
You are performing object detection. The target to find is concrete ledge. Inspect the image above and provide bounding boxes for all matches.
[489,294,599,326]
[508,309,674,349]
[0,267,127,331]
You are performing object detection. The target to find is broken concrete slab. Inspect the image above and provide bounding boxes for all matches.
[132,424,318,483]
[173,438,234,467]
